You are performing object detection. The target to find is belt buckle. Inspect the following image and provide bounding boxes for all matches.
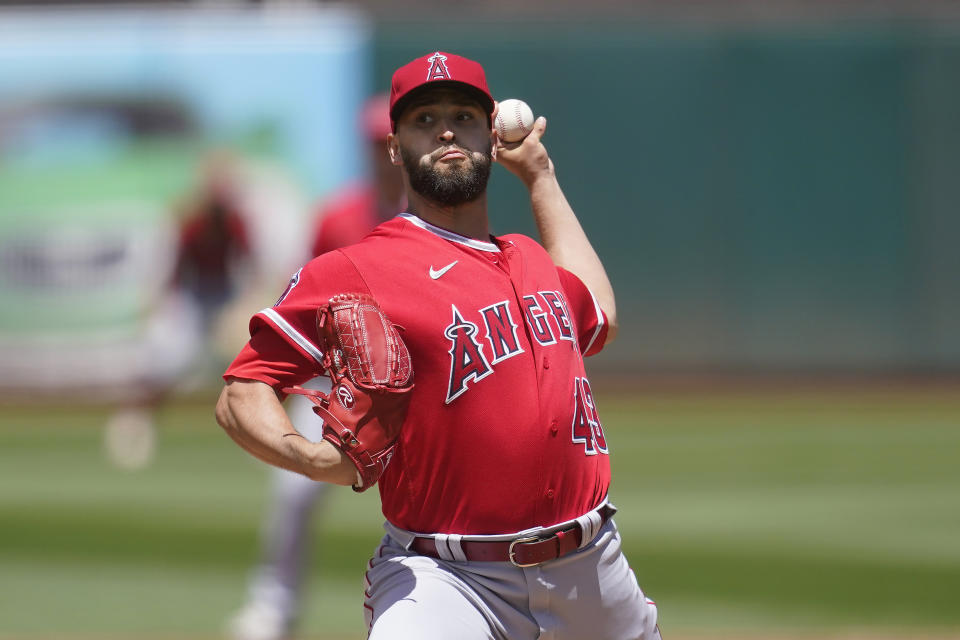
[508,535,544,568]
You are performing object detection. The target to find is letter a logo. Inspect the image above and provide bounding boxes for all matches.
[444,305,492,404]
[426,52,451,81]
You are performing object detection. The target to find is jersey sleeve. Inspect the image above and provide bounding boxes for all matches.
[224,330,318,388]
[557,266,609,357]
[223,250,370,388]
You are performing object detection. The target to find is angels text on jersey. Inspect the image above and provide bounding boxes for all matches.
[443,290,608,456]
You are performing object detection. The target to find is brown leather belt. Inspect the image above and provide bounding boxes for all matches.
[410,504,616,567]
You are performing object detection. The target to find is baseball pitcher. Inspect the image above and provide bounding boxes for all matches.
[216,51,661,640]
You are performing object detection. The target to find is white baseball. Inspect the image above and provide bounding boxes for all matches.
[495,98,535,143]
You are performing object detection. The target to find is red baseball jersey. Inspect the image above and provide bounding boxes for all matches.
[226,213,610,535]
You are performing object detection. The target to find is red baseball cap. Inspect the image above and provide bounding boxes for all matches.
[389,51,495,131]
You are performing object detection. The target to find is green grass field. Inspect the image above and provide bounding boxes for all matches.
[1,385,958,639]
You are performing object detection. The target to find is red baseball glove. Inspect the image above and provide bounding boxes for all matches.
[284,293,413,492]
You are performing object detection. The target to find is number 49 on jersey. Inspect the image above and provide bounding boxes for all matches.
[572,376,607,455]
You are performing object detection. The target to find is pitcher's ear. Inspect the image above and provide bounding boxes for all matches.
[387,135,403,166]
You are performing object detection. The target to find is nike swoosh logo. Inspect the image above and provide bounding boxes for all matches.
[429,261,458,279]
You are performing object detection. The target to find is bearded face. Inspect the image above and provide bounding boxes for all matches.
[400,143,492,208]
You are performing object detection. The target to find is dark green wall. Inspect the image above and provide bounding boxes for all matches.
[373,22,960,371]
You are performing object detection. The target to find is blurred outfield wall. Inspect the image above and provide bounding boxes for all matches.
[374,21,960,373]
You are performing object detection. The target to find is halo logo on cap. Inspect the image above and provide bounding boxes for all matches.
[426,52,451,81]
[389,51,494,130]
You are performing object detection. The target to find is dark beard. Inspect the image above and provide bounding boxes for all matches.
[402,145,492,207]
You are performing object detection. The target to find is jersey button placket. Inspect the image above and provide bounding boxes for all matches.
[546,489,555,500]
[549,419,558,437]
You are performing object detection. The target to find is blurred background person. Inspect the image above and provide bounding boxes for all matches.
[102,151,254,471]
[308,94,406,256]
[104,148,306,471]
[173,151,254,337]
[227,93,404,640]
